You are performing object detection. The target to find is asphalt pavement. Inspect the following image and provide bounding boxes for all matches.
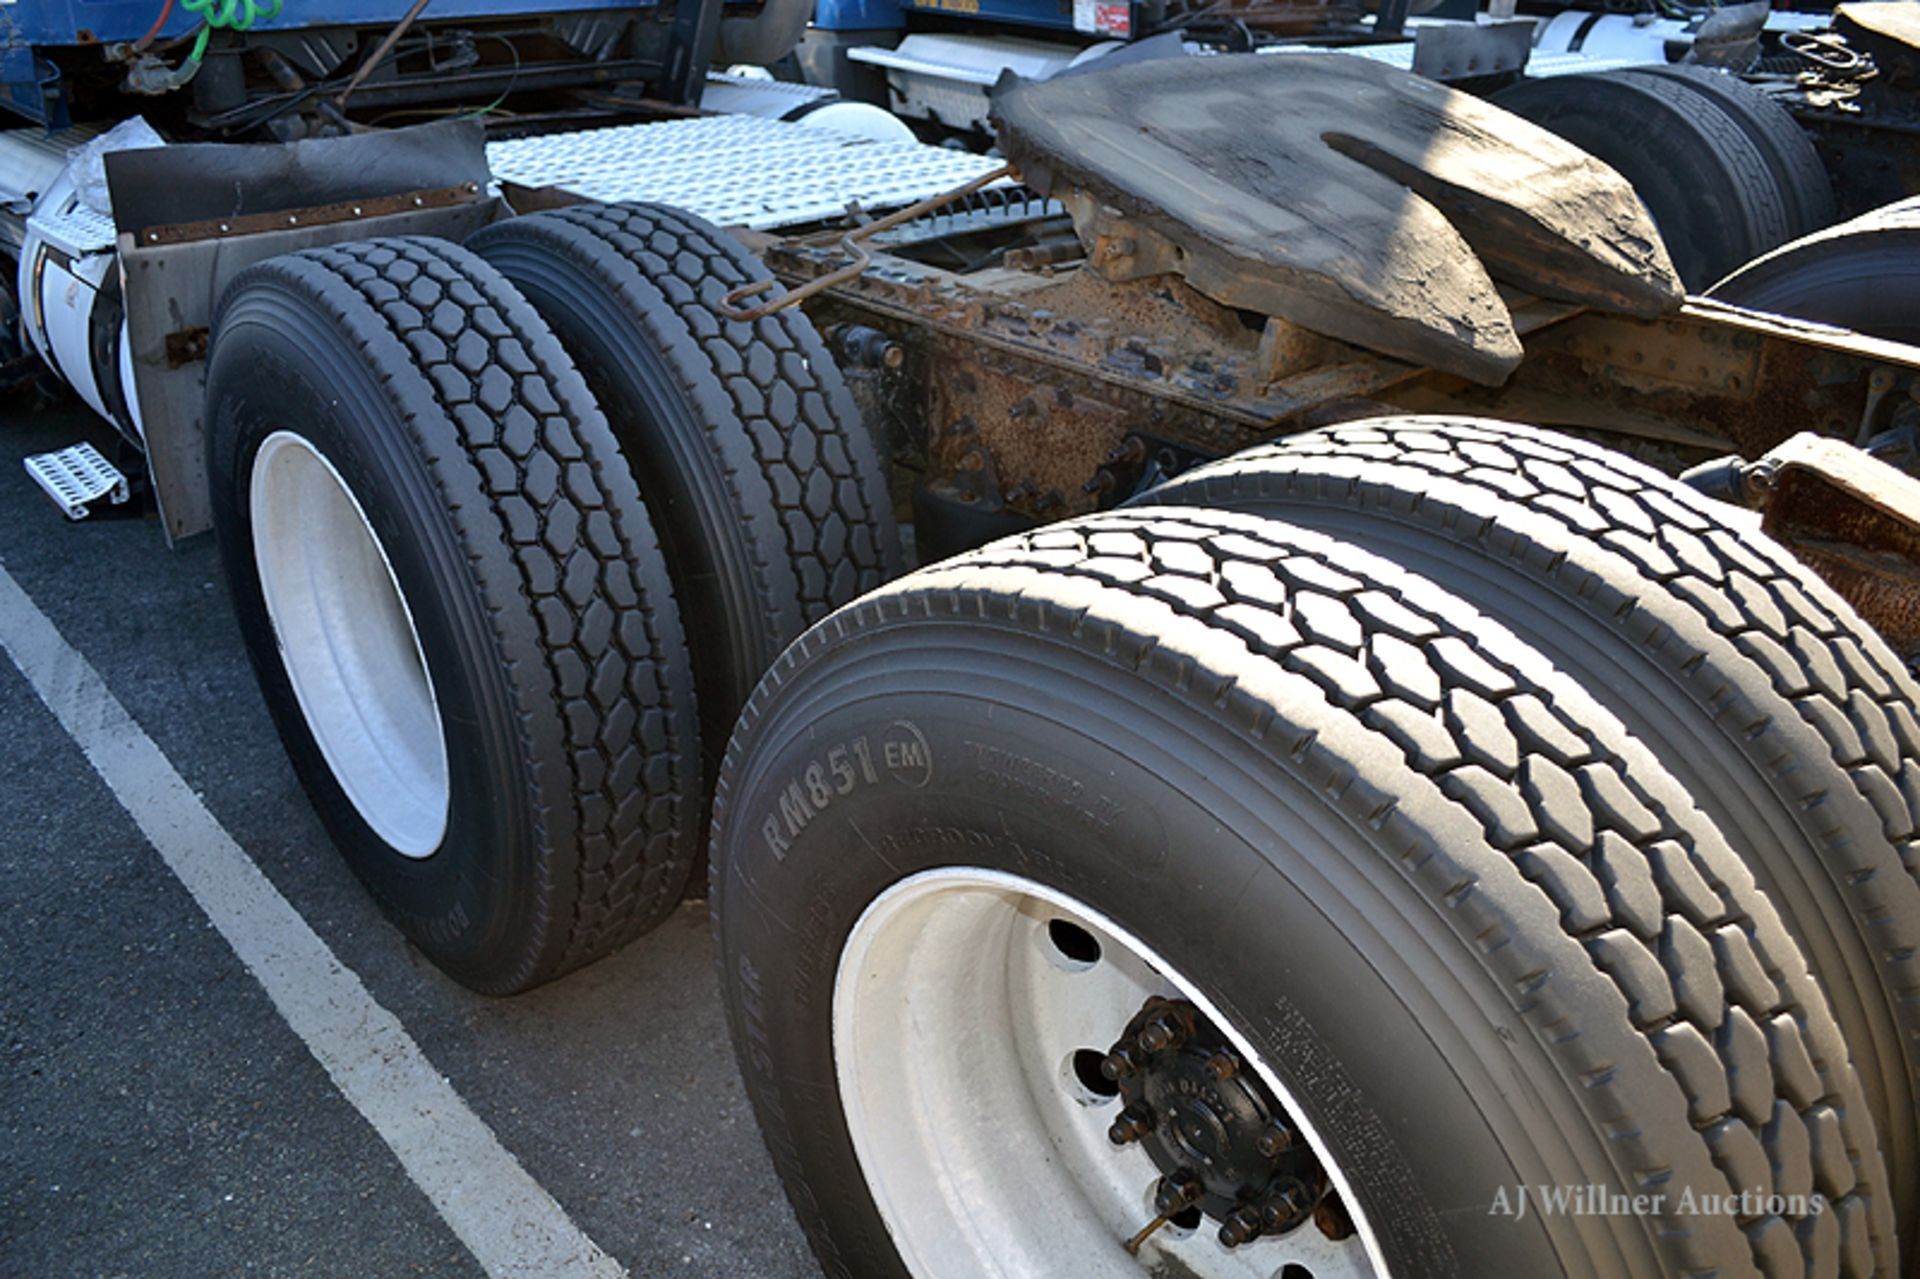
[0,401,820,1278]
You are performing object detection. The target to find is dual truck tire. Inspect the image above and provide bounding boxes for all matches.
[205,207,1916,1273]
[205,213,897,992]
[714,419,1917,1277]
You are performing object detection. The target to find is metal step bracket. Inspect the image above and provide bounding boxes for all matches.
[24,442,130,519]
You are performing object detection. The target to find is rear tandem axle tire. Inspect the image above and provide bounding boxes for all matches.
[1632,66,1836,242]
[468,202,902,773]
[206,236,703,994]
[1147,416,1920,1234]
[713,505,1895,1278]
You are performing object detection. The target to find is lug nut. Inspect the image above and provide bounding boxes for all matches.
[1138,1010,1188,1054]
[1100,1042,1145,1081]
[1218,1204,1264,1248]
[1205,1050,1239,1081]
[1153,1169,1204,1216]
[1255,1120,1295,1159]
[1260,1184,1312,1234]
[1108,1104,1155,1146]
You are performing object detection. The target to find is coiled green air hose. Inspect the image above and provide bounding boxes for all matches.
[180,0,284,65]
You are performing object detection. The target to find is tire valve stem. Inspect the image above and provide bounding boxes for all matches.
[1126,1170,1203,1254]
[1123,1213,1170,1257]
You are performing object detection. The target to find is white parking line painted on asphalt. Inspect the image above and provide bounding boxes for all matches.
[0,560,626,1279]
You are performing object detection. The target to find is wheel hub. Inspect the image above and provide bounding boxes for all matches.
[1103,996,1343,1249]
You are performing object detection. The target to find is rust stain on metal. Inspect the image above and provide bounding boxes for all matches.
[771,212,1920,548]
[1395,304,1920,458]
[1534,312,1764,397]
[165,325,209,367]
[928,351,1133,517]
[138,182,485,246]
[1760,434,1920,656]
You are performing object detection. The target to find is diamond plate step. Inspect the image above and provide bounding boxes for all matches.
[485,113,1002,231]
[24,442,130,520]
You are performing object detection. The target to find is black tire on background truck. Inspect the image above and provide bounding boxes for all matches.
[1490,71,1794,289]
[469,203,902,776]
[713,0,813,66]
[713,506,1895,1278]
[1709,197,1920,342]
[206,236,702,995]
[1146,416,1920,1234]
[1631,66,1837,241]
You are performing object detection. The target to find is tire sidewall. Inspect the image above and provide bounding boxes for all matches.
[718,632,1634,1279]
[206,292,538,978]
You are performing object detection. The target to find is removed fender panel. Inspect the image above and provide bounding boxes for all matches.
[207,236,702,994]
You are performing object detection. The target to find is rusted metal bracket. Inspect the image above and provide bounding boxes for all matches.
[716,164,1015,321]
[164,326,209,367]
[1754,433,1920,657]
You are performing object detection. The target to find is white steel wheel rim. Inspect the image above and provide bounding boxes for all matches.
[834,867,1388,1279]
[250,430,450,858]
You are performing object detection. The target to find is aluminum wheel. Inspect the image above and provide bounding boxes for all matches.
[834,867,1387,1279]
[250,430,449,857]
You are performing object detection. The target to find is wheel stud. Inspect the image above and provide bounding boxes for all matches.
[1255,1120,1295,1158]
[1218,1203,1264,1248]
[1261,1184,1312,1234]
[1100,1041,1146,1080]
[1153,1169,1204,1216]
[1139,1011,1188,1054]
[1108,1104,1155,1145]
